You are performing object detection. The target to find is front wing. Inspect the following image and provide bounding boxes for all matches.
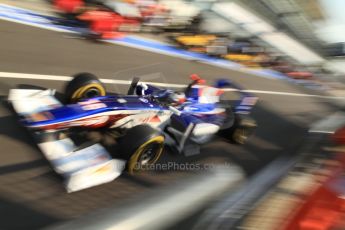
[8,89,126,192]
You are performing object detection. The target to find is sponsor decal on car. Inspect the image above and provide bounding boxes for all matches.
[82,103,107,110]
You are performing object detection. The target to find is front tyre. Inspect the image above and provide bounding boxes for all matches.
[118,125,165,173]
[65,73,106,103]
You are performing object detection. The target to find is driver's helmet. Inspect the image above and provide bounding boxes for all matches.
[168,91,186,104]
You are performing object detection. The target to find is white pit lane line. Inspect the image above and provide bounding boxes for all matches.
[0,71,344,99]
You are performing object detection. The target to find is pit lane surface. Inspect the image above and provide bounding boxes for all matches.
[0,19,340,229]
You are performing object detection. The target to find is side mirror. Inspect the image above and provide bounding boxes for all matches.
[190,74,205,84]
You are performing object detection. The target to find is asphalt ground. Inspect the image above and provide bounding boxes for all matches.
[0,19,342,229]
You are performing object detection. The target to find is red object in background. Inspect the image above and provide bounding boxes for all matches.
[78,10,140,39]
[287,71,313,80]
[141,4,167,17]
[283,159,345,230]
[297,187,345,230]
[78,11,124,39]
[54,0,84,13]
[333,127,345,144]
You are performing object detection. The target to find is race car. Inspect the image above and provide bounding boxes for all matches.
[8,73,257,192]
[53,0,142,39]
[171,34,229,55]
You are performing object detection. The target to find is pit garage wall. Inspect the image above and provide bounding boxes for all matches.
[210,1,324,65]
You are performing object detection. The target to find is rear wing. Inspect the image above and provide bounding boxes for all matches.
[214,79,258,114]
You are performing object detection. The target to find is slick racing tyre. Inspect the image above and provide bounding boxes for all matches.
[219,114,257,145]
[65,73,106,103]
[119,125,165,173]
[219,100,235,129]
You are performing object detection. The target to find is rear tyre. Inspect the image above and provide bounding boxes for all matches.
[65,73,106,103]
[219,101,235,129]
[219,114,257,144]
[118,125,165,173]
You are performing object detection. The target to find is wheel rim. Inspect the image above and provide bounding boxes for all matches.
[83,87,101,99]
[233,124,257,144]
[127,135,165,173]
[233,128,248,144]
[138,142,162,166]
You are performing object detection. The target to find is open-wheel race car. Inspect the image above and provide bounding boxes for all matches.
[8,72,257,192]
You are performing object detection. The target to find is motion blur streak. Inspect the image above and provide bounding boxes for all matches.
[44,167,244,230]
[0,71,343,99]
[0,0,344,229]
